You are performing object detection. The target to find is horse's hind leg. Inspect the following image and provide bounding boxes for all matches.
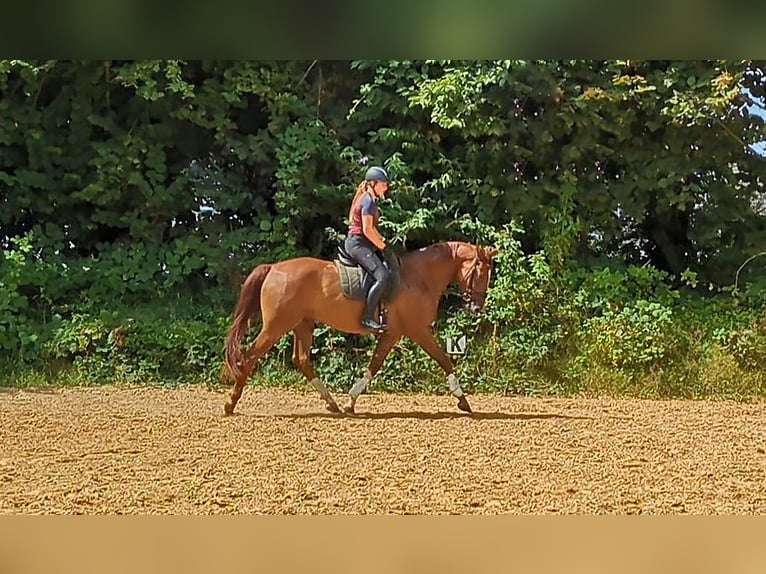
[224,331,279,416]
[292,320,340,413]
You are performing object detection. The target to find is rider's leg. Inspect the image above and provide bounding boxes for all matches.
[344,235,391,332]
[361,264,390,331]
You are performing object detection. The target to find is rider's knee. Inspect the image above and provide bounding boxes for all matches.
[377,267,392,285]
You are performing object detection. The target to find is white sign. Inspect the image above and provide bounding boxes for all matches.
[446,334,467,355]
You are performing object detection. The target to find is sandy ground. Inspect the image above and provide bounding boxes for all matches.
[1,384,764,514]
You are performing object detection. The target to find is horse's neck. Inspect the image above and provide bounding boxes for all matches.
[404,243,461,295]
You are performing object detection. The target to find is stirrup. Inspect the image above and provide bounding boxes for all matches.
[361,318,387,333]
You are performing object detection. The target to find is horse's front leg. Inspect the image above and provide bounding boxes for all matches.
[406,327,472,413]
[344,332,400,414]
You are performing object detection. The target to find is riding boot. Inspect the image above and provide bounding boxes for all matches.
[361,279,388,332]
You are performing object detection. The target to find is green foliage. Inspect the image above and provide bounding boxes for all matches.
[26,301,231,385]
[577,300,679,370]
[0,236,34,354]
[2,60,766,400]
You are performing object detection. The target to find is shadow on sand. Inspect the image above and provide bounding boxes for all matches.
[248,410,593,421]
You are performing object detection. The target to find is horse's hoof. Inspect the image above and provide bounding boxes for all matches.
[343,404,355,414]
[326,402,341,414]
[457,396,472,413]
[224,403,235,416]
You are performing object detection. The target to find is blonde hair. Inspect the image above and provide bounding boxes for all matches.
[348,180,375,222]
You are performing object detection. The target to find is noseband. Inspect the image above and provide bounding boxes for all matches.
[460,257,485,303]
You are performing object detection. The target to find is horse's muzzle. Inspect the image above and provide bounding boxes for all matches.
[463,288,487,314]
[464,301,483,314]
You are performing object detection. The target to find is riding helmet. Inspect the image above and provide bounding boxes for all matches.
[364,166,390,182]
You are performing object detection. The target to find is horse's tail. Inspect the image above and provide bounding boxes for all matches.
[222,263,273,382]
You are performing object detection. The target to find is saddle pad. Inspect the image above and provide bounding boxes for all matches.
[333,255,401,302]
[334,261,367,300]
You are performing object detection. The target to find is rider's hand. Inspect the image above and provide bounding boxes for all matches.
[381,245,396,264]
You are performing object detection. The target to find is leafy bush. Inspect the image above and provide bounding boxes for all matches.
[577,300,679,370]
[19,301,230,386]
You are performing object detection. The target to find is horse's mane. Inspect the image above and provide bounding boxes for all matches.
[400,242,456,265]
[401,241,453,261]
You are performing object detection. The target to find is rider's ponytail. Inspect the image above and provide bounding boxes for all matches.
[348,180,373,222]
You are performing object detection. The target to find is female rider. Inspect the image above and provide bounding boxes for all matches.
[345,166,393,332]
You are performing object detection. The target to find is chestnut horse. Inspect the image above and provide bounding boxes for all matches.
[222,241,497,415]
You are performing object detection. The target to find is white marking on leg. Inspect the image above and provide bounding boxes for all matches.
[309,377,331,400]
[350,369,372,399]
[447,373,464,397]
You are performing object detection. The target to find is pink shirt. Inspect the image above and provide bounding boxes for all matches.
[349,193,379,235]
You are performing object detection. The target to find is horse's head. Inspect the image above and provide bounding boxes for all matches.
[454,243,498,313]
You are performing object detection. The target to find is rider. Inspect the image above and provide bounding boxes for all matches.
[345,165,393,333]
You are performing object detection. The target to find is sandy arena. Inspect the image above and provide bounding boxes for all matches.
[1,385,764,514]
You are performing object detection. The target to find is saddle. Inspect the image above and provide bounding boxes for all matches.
[334,246,401,302]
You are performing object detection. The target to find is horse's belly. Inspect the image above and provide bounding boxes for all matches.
[311,298,369,334]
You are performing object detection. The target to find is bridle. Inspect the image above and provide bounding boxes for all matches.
[460,257,487,304]
[447,242,494,305]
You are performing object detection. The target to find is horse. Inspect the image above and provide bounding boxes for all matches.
[222,241,498,415]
